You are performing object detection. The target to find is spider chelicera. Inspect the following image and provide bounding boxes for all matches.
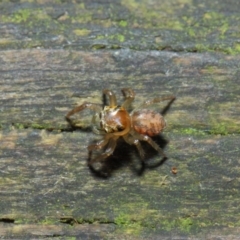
[66,88,175,168]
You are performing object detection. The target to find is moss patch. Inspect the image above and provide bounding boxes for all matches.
[173,128,207,136]
[73,29,91,36]
[0,1,239,53]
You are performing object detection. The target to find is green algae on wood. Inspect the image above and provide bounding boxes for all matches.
[0,0,240,53]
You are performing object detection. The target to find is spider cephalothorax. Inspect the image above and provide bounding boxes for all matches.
[66,88,175,167]
[100,106,130,133]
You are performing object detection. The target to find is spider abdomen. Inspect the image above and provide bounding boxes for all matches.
[131,109,166,137]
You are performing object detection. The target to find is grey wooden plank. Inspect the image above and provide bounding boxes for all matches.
[0,128,239,238]
[0,0,240,238]
[0,0,239,53]
[1,49,240,134]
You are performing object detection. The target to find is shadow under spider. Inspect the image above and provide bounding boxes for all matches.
[88,134,168,179]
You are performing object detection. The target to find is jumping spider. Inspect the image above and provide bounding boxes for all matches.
[66,88,175,168]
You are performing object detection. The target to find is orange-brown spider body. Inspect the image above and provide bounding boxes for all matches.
[132,109,166,137]
[66,88,175,167]
[100,107,165,136]
[100,106,130,133]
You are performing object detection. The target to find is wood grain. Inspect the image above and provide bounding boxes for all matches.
[0,0,240,239]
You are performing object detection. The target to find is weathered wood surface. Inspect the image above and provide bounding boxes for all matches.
[0,0,240,239]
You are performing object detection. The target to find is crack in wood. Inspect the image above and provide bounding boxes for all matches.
[0,218,15,223]
[60,217,116,226]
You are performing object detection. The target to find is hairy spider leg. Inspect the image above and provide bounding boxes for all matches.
[66,102,102,120]
[132,131,166,157]
[88,137,118,165]
[103,89,117,107]
[121,88,135,109]
[123,134,145,159]
[137,96,176,109]
[87,135,112,151]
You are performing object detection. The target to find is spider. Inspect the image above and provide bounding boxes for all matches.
[66,88,175,168]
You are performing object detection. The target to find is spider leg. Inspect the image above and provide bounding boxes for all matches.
[88,137,118,166]
[91,113,105,135]
[66,102,102,126]
[132,132,166,158]
[87,135,110,151]
[103,89,117,107]
[123,134,145,160]
[121,88,135,109]
[137,96,175,109]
